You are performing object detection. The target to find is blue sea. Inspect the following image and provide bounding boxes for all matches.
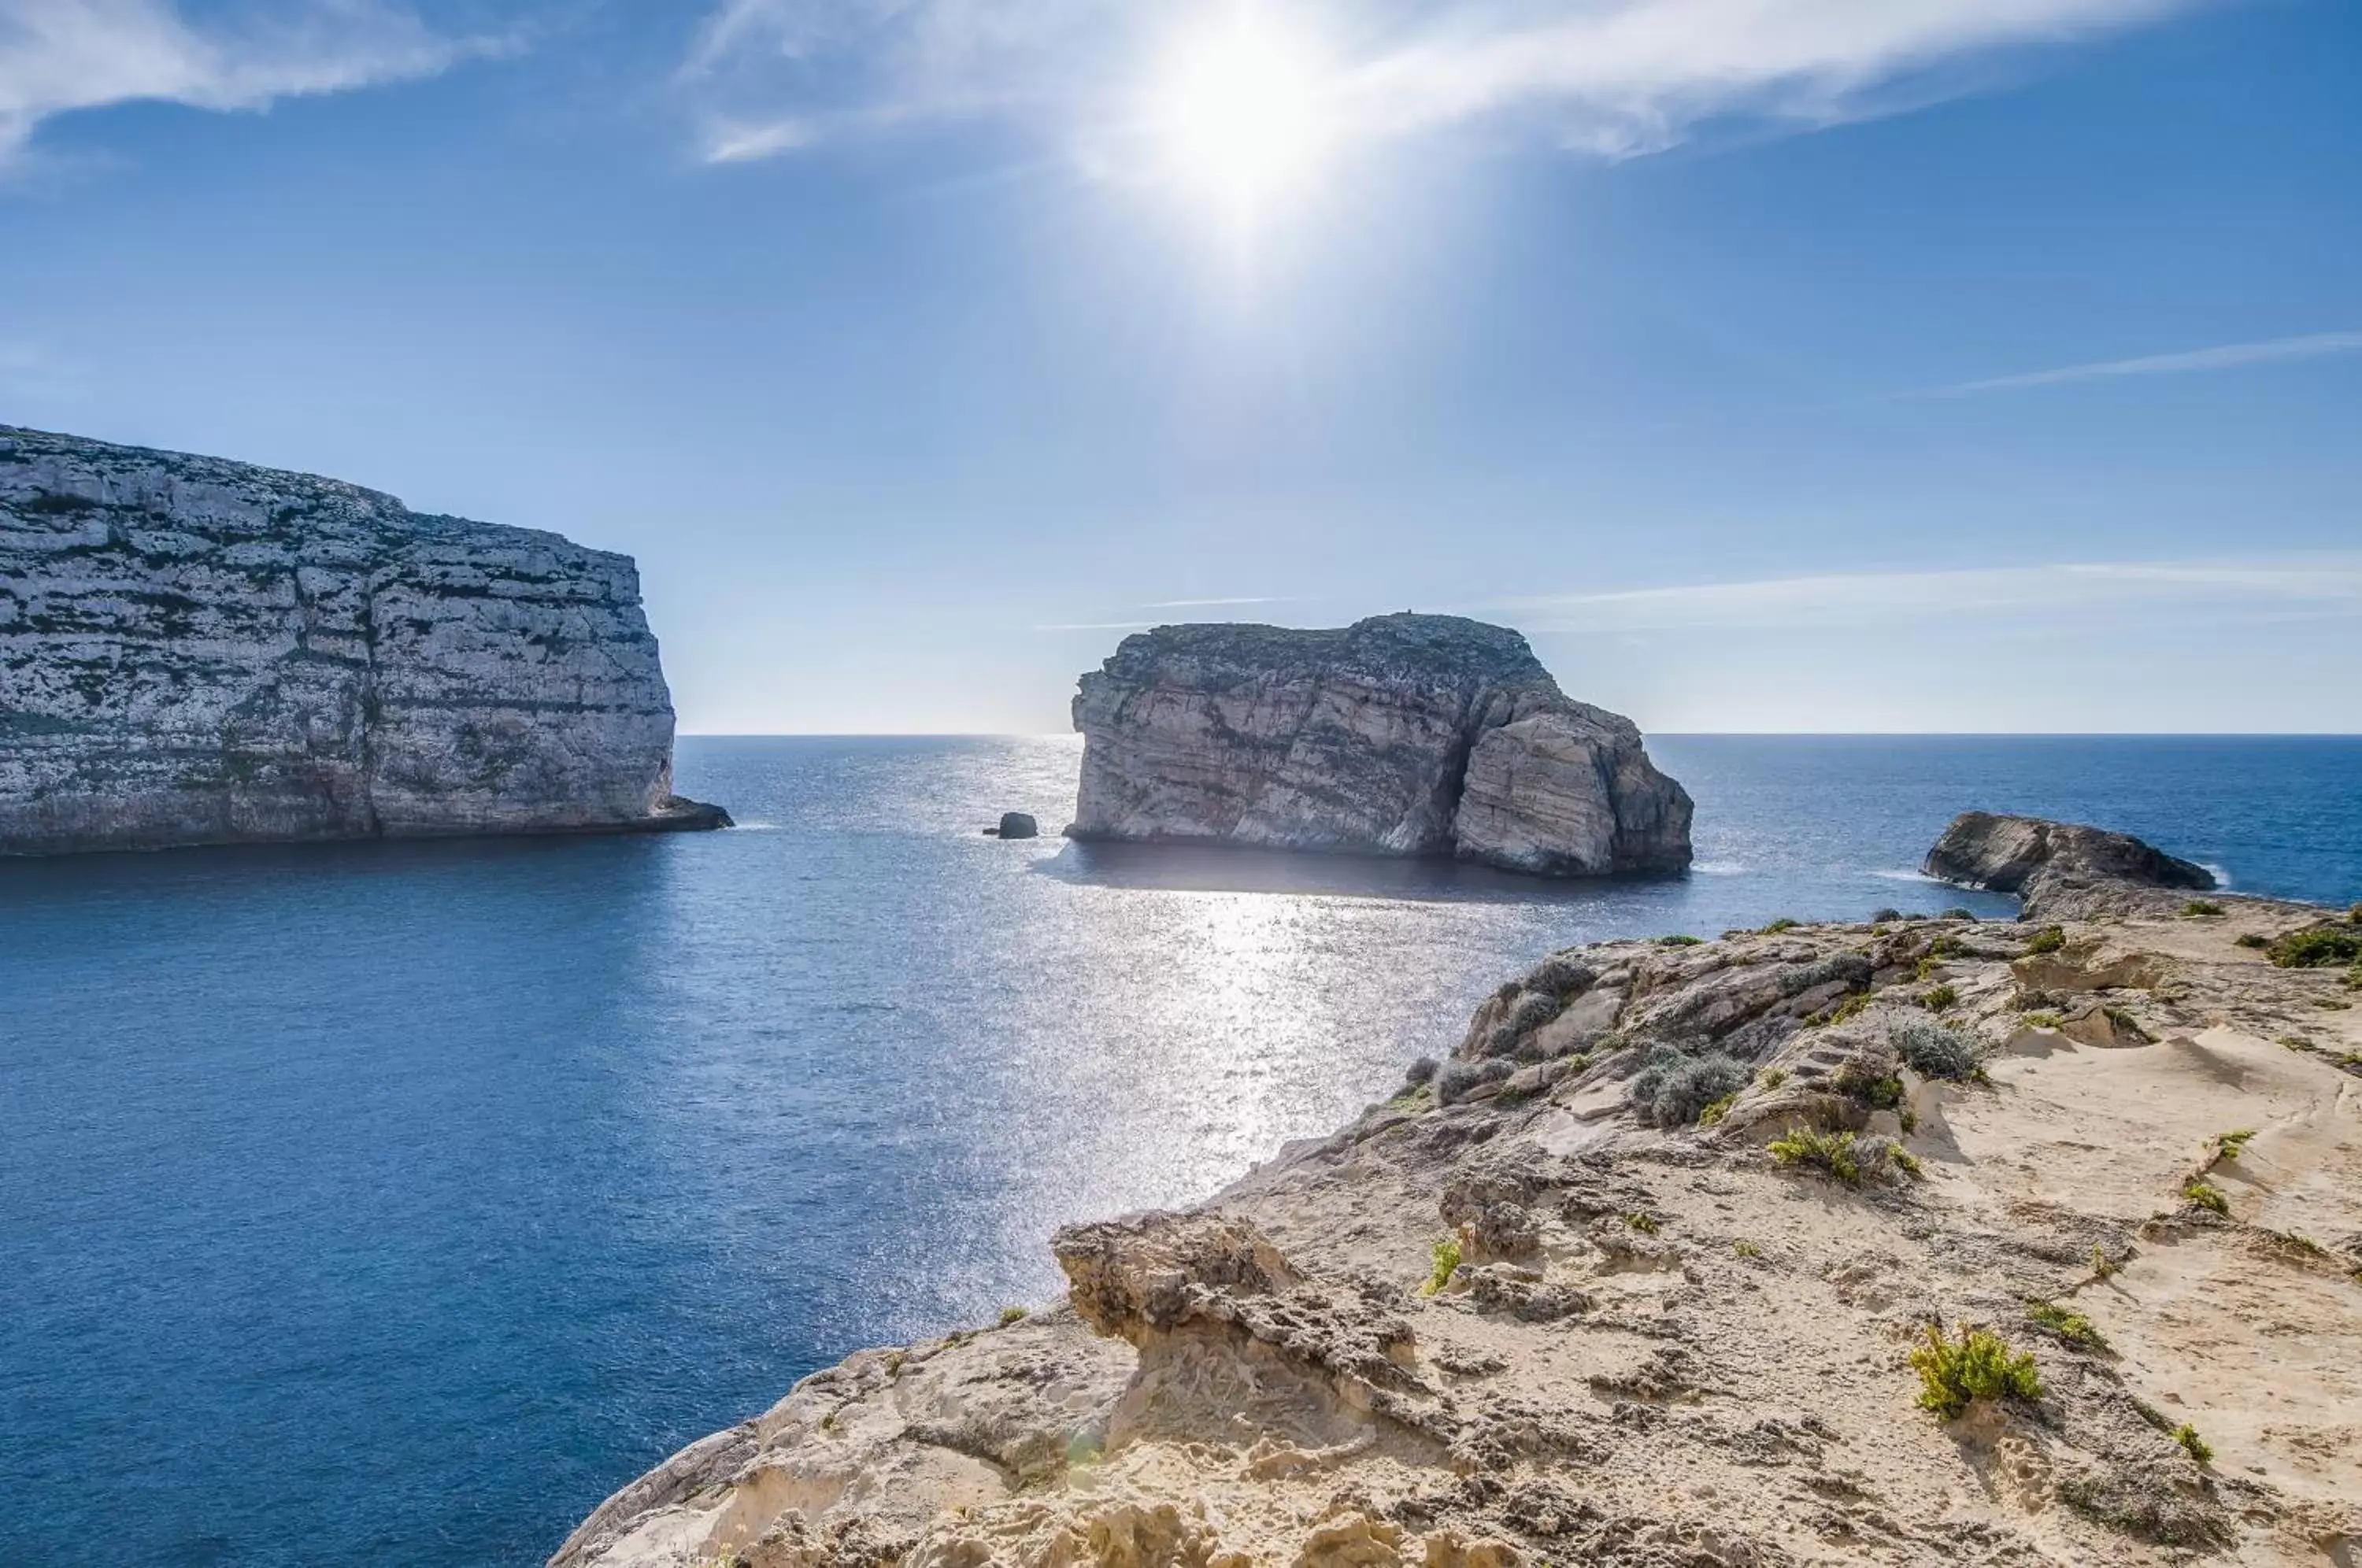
[4,735,2357,1568]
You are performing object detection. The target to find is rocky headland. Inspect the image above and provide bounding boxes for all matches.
[1065,614,1692,877]
[0,425,725,854]
[553,823,2362,1568]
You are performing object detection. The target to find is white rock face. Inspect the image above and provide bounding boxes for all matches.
[0,424,725,854]
[1068,615,1690,876]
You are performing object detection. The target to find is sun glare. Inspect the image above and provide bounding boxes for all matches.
[1147,6,1333,227]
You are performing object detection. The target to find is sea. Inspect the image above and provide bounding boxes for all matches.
[4,734,2357,1568]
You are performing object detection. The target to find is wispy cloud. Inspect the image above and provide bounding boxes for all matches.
[1141,595,1295,608]
[1499,557,2362,632]
[679,0,2214,167]
[1032,620,1159,631]
[0,0,491,170]
[1940,331,2362,394]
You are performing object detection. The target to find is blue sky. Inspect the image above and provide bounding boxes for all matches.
[2,0,2356,734]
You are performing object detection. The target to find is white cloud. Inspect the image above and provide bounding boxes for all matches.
[1141,595,1296,607]
[0,0,485,168]
[1940,330,2362,394]
[1498,557,2362,632]
[679,0,2212,166]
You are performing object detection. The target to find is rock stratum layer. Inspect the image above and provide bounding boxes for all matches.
[555,838,2362,1568]
[0,425,725,854]
[1065,614,1691,877]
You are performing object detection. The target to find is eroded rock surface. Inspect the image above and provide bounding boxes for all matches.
[1925,812,2213,917]
[1065,615,1690,876]
[555,849,2362,1568]
[0,425,725,853]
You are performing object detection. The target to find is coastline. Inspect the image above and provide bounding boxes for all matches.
[551,848,2362,1568]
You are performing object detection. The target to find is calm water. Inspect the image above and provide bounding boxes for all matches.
[4,735,2357,1567]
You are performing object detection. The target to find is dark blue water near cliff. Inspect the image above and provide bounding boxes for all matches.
[3,735,2356,1568]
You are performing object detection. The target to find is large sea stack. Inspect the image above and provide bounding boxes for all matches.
[0,424,725,854]
[1066,613,1690,876]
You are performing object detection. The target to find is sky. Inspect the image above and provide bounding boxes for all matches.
[1,0,2356,734]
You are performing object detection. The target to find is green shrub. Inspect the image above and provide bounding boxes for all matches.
[1914,956,1943,982]
[1624,1211,1660,1234]
[2023,925,2068,956]
[2208,1128,2256,1164]
[2350,903,2362,926]
[2269,925,2362,969]
[2180,899,2225,918]
[1656,934,1704,947]
[1759,1067,1789,1089]
[997,1305,1028,1326]
[1893,1019,1983,1082]
[1809,992,1871,1029]
[1910,1323,2042,1418]
[2234,933,2268,950]
[1921,984,1958,1011]
[1832,1063,1903,1108]
[2173,1424,2212,1465]
[2103,1006,2153,1043]
[1769,1126,1861,1184]
[2090,1244,2121,1281]
[1733,1240,1763,1258]
[1697,1092,1740,1127]
[1421,1235,1462,1296]
[2182,1180,2229,1216]
[1940,908,1975,921]
[2027,1300,2108,1349]
[1760,917,1799,933]
[2021,1010,2065,1029]
[1890,1145,1923,1178]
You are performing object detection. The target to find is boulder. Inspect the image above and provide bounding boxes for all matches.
[1064,614,1690,877]
[1923,812,2212,917]
[991,812,1039,839]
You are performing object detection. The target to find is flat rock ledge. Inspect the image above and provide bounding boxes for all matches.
[553,834,2362,1568]
[1,425,726,854]
[1064,614,1692,877]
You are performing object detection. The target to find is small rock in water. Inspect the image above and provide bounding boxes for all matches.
[993,812,1039,840]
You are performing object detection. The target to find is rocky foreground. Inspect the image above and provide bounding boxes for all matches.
[0,426,724,854]
[554,828,2362,1568]
[1067,615,1692,877]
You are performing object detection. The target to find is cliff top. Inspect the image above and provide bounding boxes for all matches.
[1094,613,1562,693]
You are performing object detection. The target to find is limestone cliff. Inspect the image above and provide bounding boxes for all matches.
[550,846,2362,1568]
[0,424,725,854]
[1066,614,1692,876]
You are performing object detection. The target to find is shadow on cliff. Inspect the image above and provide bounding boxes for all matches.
[1038,840,1686,904]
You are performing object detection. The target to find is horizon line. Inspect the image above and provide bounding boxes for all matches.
[675,730,2362,740]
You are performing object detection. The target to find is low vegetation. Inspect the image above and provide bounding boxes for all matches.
[2179,899,2225,917]
[2023,925,2068,955]
[1630,1048,1749,1128]
[1909,1323,2042,1419]
[1696,1092,1740,1127]
[1623,1211,1661,1234]
[1732,1240,1763,1259]
[2103,1006,2153,1043]
[1422,1235,1463,1296]
[1768,1126,1862,1184]
[1891,1019,1983,1082]
[1807,992,1871,1028]
[2182,1179,2230,1216]
[2173,1424,2213,1466]
[1759,1067,1789,1089]
[997,1306,1028,1326]
[2268,924,2362,969]
[2234,933,2269,950]
[1760,917,1798,933]
[2027,1300,2108,1350]
[2208,1128,2256,1165]
[1920,983,1958,1011]
[1831,1063,1903,1109]
[1656,934,1704,948]
[2090,1244,2122,1281]
[2021,1010,2066,1030]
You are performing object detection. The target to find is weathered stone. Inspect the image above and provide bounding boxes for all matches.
[1065,614,1690,877]
[1924,811,2212,912]
[991,811,1038,838]
[0,425,724,853]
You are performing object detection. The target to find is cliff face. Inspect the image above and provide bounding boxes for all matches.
[550,843,2362,1568]
[0,425,724,855]
[1067,615,1692,876]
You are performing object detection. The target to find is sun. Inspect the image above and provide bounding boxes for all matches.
[1146,6,1333,226]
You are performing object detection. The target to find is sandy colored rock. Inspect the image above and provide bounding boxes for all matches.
[554,853,2362,1568]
